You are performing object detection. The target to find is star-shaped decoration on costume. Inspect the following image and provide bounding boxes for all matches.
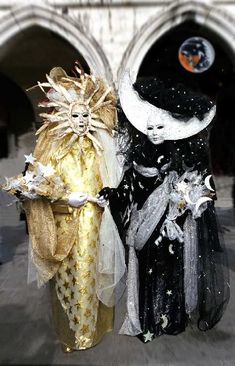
[24,171,35,184]
[63,280,69,290]
[65,267,72,276]
[37,162,55,177]
[143,330,154,343]
[75,262,82,271]
[24,153,36,165]
[166,289,172,296]
[176,181,188,194]
[72,276,77,286]
[84,309,92,318]
[123,184,129,190]
[83,270,91,279]
[27,181,37,192]
[87,255,94,264]
[63,295,70,304]
[73,315,80,325]
[88,294,94,303]
[79,286,88,295]
[81,324,90,335]
[148,268,153,275]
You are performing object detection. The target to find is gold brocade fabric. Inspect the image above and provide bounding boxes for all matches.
[53,137,113,349]
[24,132,114,349]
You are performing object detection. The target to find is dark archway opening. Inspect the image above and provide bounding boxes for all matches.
[138,20,235,206]
[0,73,34,158]
[0,25,89,134]
[138,20,234,99]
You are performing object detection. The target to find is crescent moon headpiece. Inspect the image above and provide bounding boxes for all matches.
[118,71,216,143]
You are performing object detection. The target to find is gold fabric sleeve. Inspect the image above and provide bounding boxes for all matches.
[23,129,77,283]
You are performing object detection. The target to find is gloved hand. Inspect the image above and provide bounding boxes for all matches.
[96,187,115,207]
[68,192,88,207]
[96,195,109,208]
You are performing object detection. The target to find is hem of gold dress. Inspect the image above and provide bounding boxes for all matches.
[60,327,113,352]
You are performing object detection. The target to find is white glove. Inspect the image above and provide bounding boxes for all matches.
[68,192,88,207]
[96,195,109,208]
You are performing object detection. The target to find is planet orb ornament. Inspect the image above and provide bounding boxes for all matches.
[178,37,215,73]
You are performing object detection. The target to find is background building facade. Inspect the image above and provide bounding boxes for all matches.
[1,0,235,211]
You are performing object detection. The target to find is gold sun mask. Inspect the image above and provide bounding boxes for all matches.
[29,64,117,157]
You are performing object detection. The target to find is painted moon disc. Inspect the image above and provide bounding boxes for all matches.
[178,37,215,73]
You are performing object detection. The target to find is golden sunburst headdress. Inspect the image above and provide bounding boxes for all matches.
[30,64,117,157]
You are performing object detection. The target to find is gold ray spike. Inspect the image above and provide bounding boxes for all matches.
[90,113,99,119]
[87,132,103,156]
[49,122,70,132]
[39,113,65,122]
[46,74,63,94]
[35,123,50,135]
[91,87,111,110]
[56,128,73,138]
[91,100,112,112]
[86,84,100,104]
[26,82,51,92]
[52,100,70,109]
[66,134,79,151]
[74,65,82,76]
[58,84,74,103]
[82,77,88,92]
[53,110,68,116]
[38,101,61,108]
[62,77,83,89]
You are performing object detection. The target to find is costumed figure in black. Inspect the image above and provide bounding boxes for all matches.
[98,72,230,343]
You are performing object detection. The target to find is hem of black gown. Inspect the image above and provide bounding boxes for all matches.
[137,326,187,344]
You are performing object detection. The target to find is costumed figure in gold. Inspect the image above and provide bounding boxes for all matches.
[2,65,125,351]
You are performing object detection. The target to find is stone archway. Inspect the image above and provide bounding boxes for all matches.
[0,4,112,82]
[118,0,235,79]
[119,0,235,208]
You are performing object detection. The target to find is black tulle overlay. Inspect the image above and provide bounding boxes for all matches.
[107,152,229,343]
[197,204,230,331]
[102,78,230,343]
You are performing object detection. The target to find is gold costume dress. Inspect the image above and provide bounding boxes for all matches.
[50,137,113,350]
[23,133,114,350]
[3,66,123,351]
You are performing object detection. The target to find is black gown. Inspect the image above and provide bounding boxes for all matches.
[106,133,230,342]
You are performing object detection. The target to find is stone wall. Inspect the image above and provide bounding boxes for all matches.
[0,0,235,82]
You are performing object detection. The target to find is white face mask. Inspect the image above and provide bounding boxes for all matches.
[146,121,165,145]
[69,103,91,135]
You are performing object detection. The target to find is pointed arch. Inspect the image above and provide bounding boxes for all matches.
[118,0,235,79]
[0,4,113,82]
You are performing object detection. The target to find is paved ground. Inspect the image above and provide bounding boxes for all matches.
[0,202,235,366]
